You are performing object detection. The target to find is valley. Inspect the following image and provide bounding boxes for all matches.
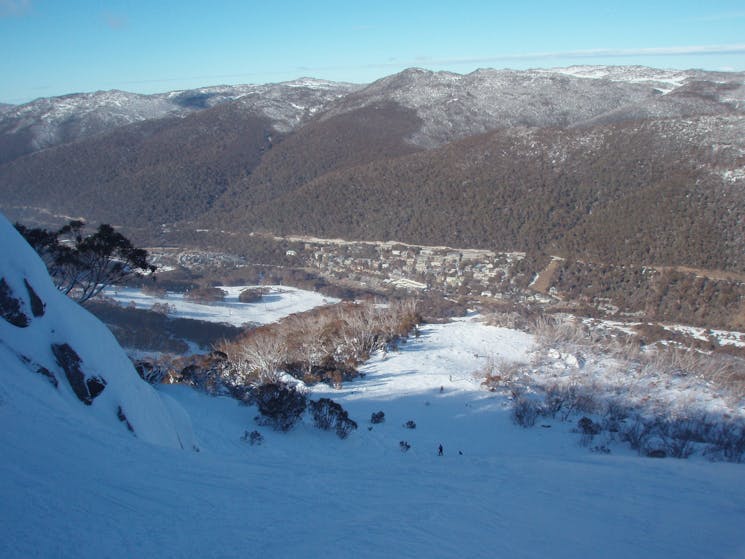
[2,62,745,558]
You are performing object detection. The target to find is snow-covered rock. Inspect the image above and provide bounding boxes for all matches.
[0,212,194,449]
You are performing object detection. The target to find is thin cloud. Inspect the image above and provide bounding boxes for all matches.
[428,44,745,66]
[0,0,31,17]
[123,44,745,85]
[31,42,742,98]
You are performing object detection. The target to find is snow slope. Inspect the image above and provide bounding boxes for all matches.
[0,213,194,448]
[2,301,745,557]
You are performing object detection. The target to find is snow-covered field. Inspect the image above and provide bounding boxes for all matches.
[3,314,745,558]
[102,285,338,326]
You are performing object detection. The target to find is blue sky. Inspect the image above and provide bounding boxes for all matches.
[1,0,744,104]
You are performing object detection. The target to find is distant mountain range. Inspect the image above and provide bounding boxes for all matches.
[1,65,744,272]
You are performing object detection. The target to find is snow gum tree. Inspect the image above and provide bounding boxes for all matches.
[15,220,155,304]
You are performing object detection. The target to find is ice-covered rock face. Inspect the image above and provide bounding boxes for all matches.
[0,213,194,449]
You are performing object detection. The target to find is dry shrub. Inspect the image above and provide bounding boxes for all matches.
[482,311,530,331]
[480,357,530,393]
[219,326,288,385]
[531,314,591,350]
[480,301,541,331]
[633,323,678,345]
[215,298,420,391]
[184,286,226,303]
[511,398,541,427]
[238,287,270,303]
[639,346,745,402]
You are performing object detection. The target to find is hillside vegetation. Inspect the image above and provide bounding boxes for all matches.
[2,66,745,328]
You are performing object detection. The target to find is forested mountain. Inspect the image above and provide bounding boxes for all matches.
[0,79,359,165]
[1,65,744,272]
[235,115,745,271]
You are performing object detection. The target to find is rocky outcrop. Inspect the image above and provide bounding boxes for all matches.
[51,343,107,405]
[24,279,45,317]
[0,277,29,327]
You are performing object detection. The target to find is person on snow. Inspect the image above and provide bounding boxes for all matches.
[438,444,444,456]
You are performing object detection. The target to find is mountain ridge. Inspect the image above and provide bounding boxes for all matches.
[2,65,743,163]
[1,64,744,274]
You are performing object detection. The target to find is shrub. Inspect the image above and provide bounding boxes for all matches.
[399,440,411,452]
[239,287,269,303]
[619,416,651,454]
[577,416,602,436]
[134,360,168,384]
[241,430,264,446]
[335,415,358,439]
[511,398,541,428]
[184,286,226,303]
[663,434,695,459]
[705,421,745,463]
[150,302,174,315]
[601,399,629,433]
[404,420,417,429]
[577,416,602,447]
[251,382,308,432]
[542,384,566,418]
[590,442,611,454]
[370,411,385,424]
[643,435,668,458]
[309,397,358,439]
[544,383,599,421]
[480,357,530,393]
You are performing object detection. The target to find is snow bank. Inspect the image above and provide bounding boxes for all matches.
[0,213,194,449]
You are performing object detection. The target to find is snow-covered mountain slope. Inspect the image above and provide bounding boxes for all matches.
[322,66,745,147]
[0,79,361,164]
[543,64,695,91]
[0,212,194,448]
[2,312,744,558]
[3,65,741,164]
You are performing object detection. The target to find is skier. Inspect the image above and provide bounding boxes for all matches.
[438,444,443,456]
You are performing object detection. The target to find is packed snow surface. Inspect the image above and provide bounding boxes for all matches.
[2,309,745,557]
